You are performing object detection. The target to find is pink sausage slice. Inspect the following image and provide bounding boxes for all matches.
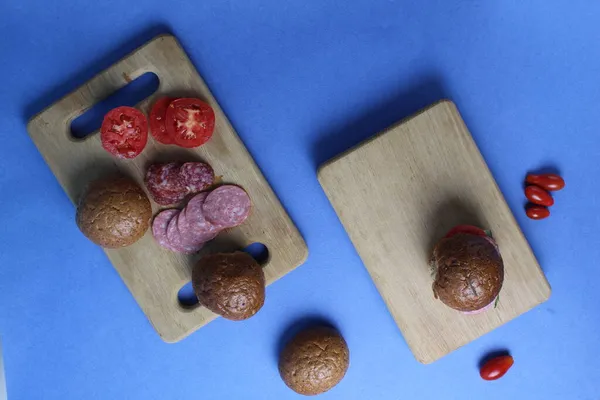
[180,162,215,193]
[202,185,251,228]
[145,163,187,206]
[179,192,220,247]
[166,211,203,254]
[152,209,179,251]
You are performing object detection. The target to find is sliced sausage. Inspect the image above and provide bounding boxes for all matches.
[165,211,204,254]
[152,209,179,250]
[202,185,251,228]
[180,162,215,193]
[144,162,187,205]
[179,192,220,246]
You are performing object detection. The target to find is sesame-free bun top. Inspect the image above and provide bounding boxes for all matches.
[431,233,504,312]
[192,252,265,321]
[76,176,152,248]
[279,326,350,396]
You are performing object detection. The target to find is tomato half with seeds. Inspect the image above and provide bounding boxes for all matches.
[445,225,487,239]
[165,98,215,148]
[149,97,175,144]
[100,106,148,159]
[480,355,514,381]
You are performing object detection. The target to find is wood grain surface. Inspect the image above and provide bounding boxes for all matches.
[27,35,307,342]
[318,100,550,363]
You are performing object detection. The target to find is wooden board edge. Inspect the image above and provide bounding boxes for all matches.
[316,99,454,179]
[25,33,176,133]
[415,290,553,364]
[318,99,553,364]
[445,103,553,300]
[159,316,218,344]
[26,32,311,342]
[159,234,308,343]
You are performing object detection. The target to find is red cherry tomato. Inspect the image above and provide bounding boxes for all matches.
[100,106,148,159]
[480,355,514,381]
[149,97,175,144]
[526,174,565,191]
[165,98,215,148]
[525,185,554,206]
[445,225,487,239]
[526,205,550,220]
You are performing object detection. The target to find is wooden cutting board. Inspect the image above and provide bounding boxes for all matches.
[318,100,550,364]
[27,35,307,342]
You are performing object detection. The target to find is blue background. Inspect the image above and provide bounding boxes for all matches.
[1,1,599,399]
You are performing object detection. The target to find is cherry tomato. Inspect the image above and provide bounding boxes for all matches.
[526,205,550,220]
[445,225,487,239]
[480,355,514,381]
[525,185,554,206]
[165,98,215,148]
[526,173,565,191]
[100,106,148,159]
[149,97,175,144]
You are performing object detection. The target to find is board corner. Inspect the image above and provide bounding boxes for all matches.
[540,280,552,302]
[26,114,41,136]
[151,33,179,46]
[414,351,436,365]
[316,162,332,184]
[296,241,309,266]
[158,328,187,344]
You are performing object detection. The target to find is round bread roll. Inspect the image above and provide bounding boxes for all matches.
[76,176,152,248]
[431,233,504,312]
[279,326,349,396]
[192,252,265,321]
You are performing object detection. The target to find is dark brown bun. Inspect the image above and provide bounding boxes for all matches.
[431,233,504,312]
[192,252,265,321]
[279,326,349,396]
[76,176,152,248]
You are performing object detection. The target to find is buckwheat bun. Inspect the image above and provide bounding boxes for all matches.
[430,225,504,314]
[76,176,152,248]
[279,326,349,396]
[192,252,265,321]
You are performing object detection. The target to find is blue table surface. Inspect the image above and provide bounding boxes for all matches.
[1,1,599,399]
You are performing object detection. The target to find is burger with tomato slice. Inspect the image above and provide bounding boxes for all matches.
[430,225,504,314]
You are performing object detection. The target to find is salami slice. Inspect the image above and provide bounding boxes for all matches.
[152,209,179,250]
[179,192,220,246]
[166,211,203,254]
[180,162,215,193]
[145,162,187,205]
[202,185,251,228]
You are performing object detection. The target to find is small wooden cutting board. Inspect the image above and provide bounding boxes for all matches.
[318,100,550,363]
[27,35,307,342]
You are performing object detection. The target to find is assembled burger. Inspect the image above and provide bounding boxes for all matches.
[430,225,504,314]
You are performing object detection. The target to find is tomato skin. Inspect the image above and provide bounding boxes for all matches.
[525,185,554,206]
[149,97,175,144]
[100,106,148,159]
[165,98,215,148]
[444,225,487,239]
[526,205,550,220]
[480,355,514,381]
[526,174,565,191]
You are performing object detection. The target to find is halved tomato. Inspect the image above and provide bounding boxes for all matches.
[100,106,148,159]
[149,97,175,144]
[165,98,215,148]
[444,225,487,239]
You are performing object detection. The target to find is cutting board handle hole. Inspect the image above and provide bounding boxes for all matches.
[243,242,270,265]
[70,71,159,139]
[177,282,198,308]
